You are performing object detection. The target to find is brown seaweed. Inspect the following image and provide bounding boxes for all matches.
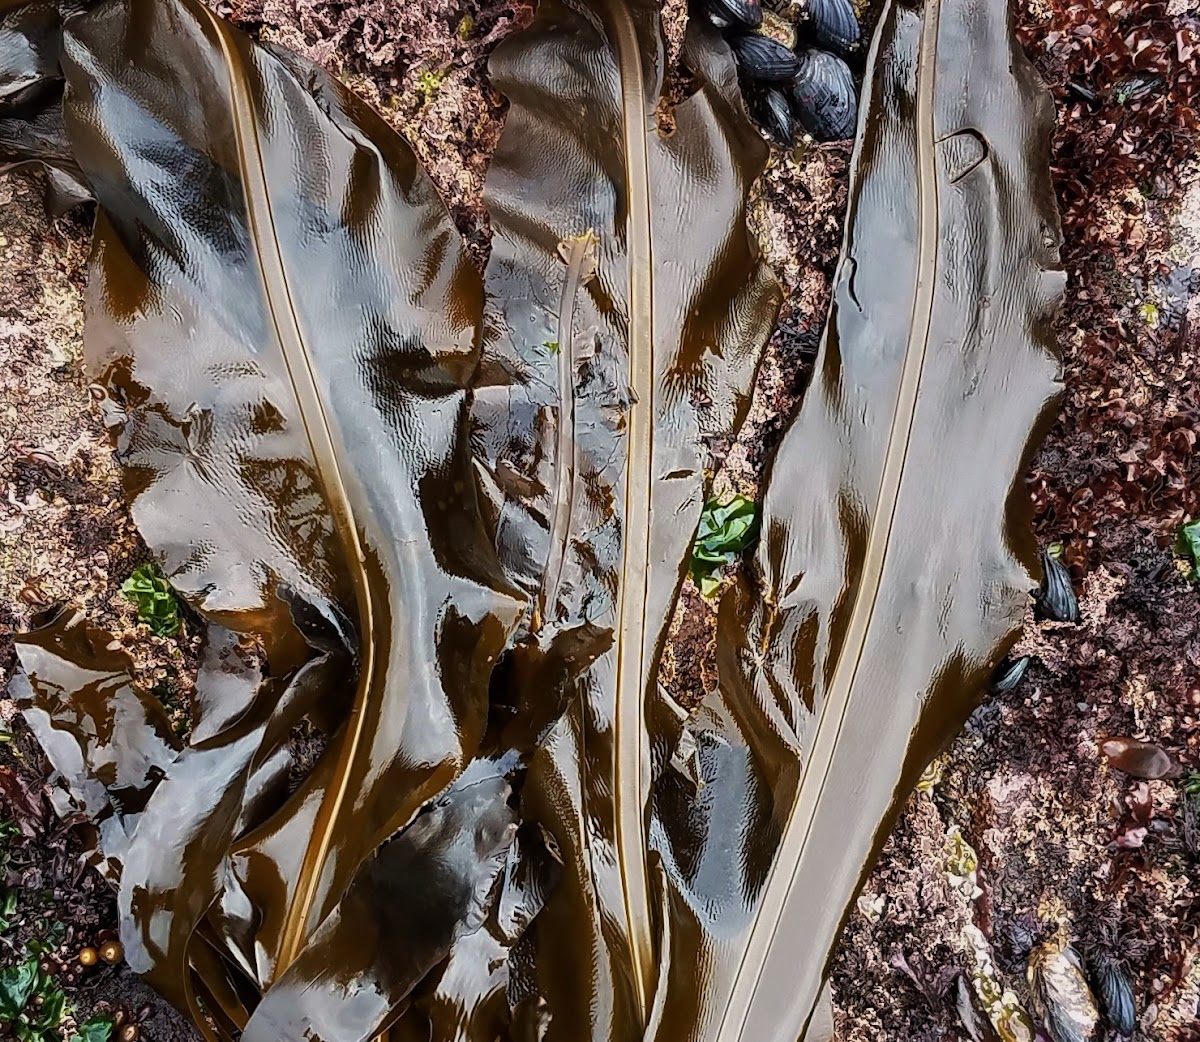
[2,0,1067,1036]
[649,0,1064,1038]
[12,0,529,1033]
[0,0,90,210]
[470,1,779,1035]
[7,0,781,1036]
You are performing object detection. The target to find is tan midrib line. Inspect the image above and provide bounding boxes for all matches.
[537,236,591,632]
[200,6,378,979]
[715,1,942,1038]
[602,0,656,1020]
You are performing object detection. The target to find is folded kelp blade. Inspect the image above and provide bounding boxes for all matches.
[10,612,182,879]
[238,761,522,1042]
[471,0,780,1036]
[11,616,539,1042]
[0,0,91,211]
[650,0,1065,1039]
[11,0,528,1032]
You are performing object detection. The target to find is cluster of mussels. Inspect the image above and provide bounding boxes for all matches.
[698,0,861,146]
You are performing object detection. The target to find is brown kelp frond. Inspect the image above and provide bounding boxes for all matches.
[471,0,780,1032]
[9,0,528,1035]
[648,0,1064,1039]
[2,0,1068,1038]
[0,0,91,210]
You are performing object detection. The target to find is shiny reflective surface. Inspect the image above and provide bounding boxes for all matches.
[13,0,530,1035]
[651,0,1063,1039]
[4,0,1064,1038]
[0,0,90,209]
[473,0,779,1037]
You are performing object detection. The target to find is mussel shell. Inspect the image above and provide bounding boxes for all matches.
[798,0,860,55]
[790,47,857,141]
[729,33,801,83]
[699,0,763,31]
[1027,940,1100,1042]
[991,655,1031,694]
[748,87,795,147]
[1088,954,1136,1037]
[1036,550,1079,623]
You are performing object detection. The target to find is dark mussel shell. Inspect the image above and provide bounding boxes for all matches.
[730,33,800,83]
[991,655,1031,694]
[798,0,860,56]
[1027,940,1101,1042]
[1088,953,1136,1038]
[1036,550,1079,623]
[699,0,763,31]
[790,47,857,141]
[748,87,795,147]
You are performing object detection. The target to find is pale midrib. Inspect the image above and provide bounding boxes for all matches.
[536,236,590,632]
[715,2,943,1038]
[602,0,656,1020]
[200,8,378,979]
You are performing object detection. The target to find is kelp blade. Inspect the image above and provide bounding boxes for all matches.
[10,0,527,1033]
[0,0,90,210]
[650,0,1064,1038]
[471,0,780,1035]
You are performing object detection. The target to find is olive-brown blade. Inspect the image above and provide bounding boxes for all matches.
[10,612,181,877]
[239,764,519,1042]
[471,0,780,1033]
[0,0,90,210]
[16,0,523,1027]
[652,0,1064,1038]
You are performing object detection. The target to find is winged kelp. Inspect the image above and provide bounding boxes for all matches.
[469,0,779,1034]
[5,0,779,1037]
[646,0,1064,1038]
[3,0,1067,1036]
[8,0,535,1033]
[0,0,90,211]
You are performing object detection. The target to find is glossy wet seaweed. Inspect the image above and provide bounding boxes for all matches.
[3,0,1062,1038]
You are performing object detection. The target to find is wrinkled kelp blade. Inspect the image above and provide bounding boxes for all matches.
[472,0,780,1034]
[11,612,180,877]
[650,0,1064,1039]
[240,764,518,1042]
[0,0,90,210]
[11,0,525,1032]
